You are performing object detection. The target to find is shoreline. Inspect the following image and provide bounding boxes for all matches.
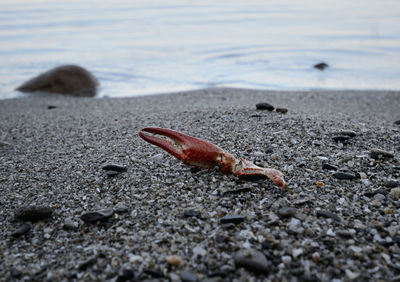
[1,88,399,281]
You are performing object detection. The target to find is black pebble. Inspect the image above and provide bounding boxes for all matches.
[332,172,357,180]
[394,120,400,125]
[223,187,252,195]
[10,269,23,279]
[220,214,245,225]
[256,103,274,111]
[250,114,268,118]
[234,249,269,274]
[314,62,329,70]
[78,256,98,271]
[47,105,57,109]
[384,180,398,188]
[316,210,341,222]
[80,209,114,223]
[15,205,53,222]
[370,149,394,159]
[116,268,136,282]
[184,209,200,218]
[102,163,127,172]
[332,136,351,142]
[322,163,338,171]
[180,271,199,282]
[277,207,297,219]
[11,223,31,237]
[276,108,288,114]
[144,268,165,278]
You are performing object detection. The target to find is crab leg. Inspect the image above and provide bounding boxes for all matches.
[139,127,285,187]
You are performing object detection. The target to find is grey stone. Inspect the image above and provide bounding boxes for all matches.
[16,65,98,97]
[15,205,53,222]
[234,249,269,274]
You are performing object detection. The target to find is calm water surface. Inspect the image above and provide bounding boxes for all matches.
[1,0,400,99]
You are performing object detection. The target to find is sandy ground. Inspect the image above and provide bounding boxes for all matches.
[0,88,399,281]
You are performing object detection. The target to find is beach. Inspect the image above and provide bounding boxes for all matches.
[0,88,399,281]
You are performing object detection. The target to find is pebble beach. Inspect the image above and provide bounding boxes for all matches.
[0,88,400,281]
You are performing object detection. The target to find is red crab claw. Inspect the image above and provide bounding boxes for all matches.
[139,127,285,188]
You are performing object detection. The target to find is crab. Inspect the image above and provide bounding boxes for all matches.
[139,127,285,188]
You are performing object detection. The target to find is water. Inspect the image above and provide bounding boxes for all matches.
[1,0,400,99]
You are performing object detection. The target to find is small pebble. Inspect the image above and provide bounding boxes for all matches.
[115,268,136,282]
[47,105,57,109]
[390,188,400,200]
[80,209,114,223]
[316,210,341,222]
[332,136,351,142]
[15,205,53,222]
[63,218,79,230]
[180,271,198,282]
[277,207,297,218]
[220,214,245,225]
[276,108,288,114]
[166,255,182,266]
[322,163,338,171]
[314,62,329,70]
[102,163,127,172]
[106,170,119,177]
[234,249,269,274]
[332,172,357,180]
[11,223,31,237]
[335,130,357,137]
[256,102,274,111]
[184,209,201,218]
[384,180,398,188]
[394,120,400,125]
[370,149,394,159]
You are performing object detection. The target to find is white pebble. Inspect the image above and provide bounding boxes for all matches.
[390,188,400,200]
[281,255,292,264]
[292,248,303,258]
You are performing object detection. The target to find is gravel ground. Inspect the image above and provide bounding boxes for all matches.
[0,88,399,281]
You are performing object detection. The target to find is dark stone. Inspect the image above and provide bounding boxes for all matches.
[384,180,398,188]
[78,256,98,271]
[10,269,23,279]
[336,130,357,137]
[256,102,274,111]
[337,230,354,238]
[15,205,53,222]
[16,65,99,97]
[102,163,127,172]
[294,198,311,205]
[332,136,351,142]
[220,214,245,225]
[250,114,268,118]
[370,149,394,159]
[234,249,269,274]
[276,108,288,114]
[116,268,136,282]
[80,209,114,223]
[314,62,329,70]
[180,271,198,282]
[322,163,338,171]
[11,223,31,237]
[144,268,165,278]
[223,187,252,195]
[277,207,297,218]
[47,105,57,109]
[332,172,357,180]
[316,210,341,222]
[394,120,400,125]
[184,209,200,218]
[363,189,388,198]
